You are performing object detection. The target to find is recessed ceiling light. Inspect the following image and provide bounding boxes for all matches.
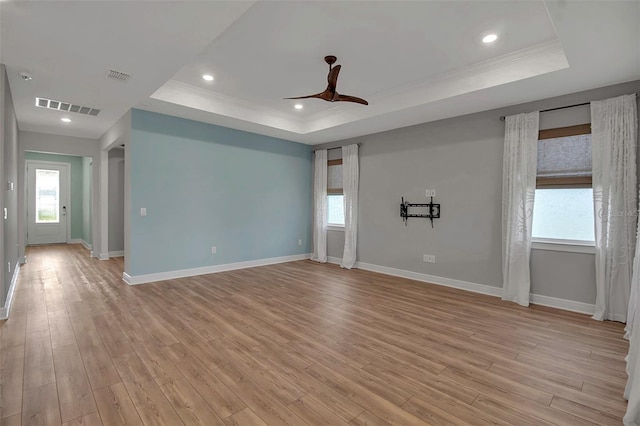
[482,34,498,43]
[202,74,214,81]
[294,104,303,110]
[61,118,71,123]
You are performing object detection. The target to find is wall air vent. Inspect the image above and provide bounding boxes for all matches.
[106,69,131,82]
[35,97,100,116]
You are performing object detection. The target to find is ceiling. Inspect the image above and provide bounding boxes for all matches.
[2,1,639,145]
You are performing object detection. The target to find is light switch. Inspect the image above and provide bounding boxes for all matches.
[140,208,147,216]
[3,208,6,220]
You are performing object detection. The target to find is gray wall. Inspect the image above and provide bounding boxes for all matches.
[1,64,19,308]
[315,80,640,305]
[108,149,124,252]
[82,157,92,246]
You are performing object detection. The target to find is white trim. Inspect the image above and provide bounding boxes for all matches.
[81,240,92,251]
[68,239,82,244]
[327,225,345,232]
[108,250,124,258]
[98,253,109,261]
[356,260,503,297]
[532,239,595,254]
[25,159,72,244]
[124,253,311,285]
[327,257,595,315]
[327,256,342,265]
[529,293,595,315]
[0,263,20,320]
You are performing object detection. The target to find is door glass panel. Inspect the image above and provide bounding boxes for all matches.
[35,169,60,223]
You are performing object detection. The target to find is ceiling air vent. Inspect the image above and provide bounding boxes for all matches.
[106,69,131,82]
[35,97,100,116]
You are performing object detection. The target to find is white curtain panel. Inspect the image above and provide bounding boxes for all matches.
[311,149,328,263]
[625,194,640,426]
[626,251,640,425]
[591,94,638,322]
[628,201,640,339]
[628,257,640,341]
[341,144,359,269]
[502,112,539,307]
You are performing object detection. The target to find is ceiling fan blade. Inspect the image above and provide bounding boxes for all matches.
[335,94,369,105]
[284,93,325,100]
[327,64,341,91]
[284,57,367,106]
[285,89,334,101]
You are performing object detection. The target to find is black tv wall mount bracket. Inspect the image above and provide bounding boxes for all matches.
[400,196,440,228]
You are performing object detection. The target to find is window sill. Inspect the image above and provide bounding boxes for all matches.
[327,225,345,232]
[532,239,595,254]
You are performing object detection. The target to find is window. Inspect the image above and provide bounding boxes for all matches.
[532,188,594,242]
[327,158,344,227]
[328,195,345,225]
[35,169,60,223]
[532,124,594,243]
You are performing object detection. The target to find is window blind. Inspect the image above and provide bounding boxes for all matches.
[328,159,343,194]
[537,133,592,188]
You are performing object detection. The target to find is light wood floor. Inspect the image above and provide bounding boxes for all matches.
[0,244,630,425]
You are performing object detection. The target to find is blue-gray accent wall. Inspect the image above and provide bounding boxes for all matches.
[129,109,312,276]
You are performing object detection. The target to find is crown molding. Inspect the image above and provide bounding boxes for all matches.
[304,39,569,133]
[150,80,305,133]
[148,40,568,140]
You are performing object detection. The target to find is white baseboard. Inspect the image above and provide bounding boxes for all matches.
[327,256,342,265]
[68,239,82,244]
[327,257,595,315]
[108,250,124,258]
[357,260,503,297]
[81,240,92,251]
[0,262,20,320]
[124,253,311,286]
[98,253,109,261]
[600,313,627,322]
[529,293,595,315]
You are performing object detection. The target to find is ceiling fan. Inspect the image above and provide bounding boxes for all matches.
[285,55,368,106]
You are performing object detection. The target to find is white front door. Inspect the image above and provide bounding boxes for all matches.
[27,162,70,245]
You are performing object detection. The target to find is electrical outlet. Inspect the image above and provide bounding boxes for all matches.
[423,254,435,263]
[140,208,147,216]
[211,246,217,254]
[425,189,436,197]
[298,239,303,246]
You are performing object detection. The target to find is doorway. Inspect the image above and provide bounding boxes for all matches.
[107,147,125,257]
[26,161,70,245]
